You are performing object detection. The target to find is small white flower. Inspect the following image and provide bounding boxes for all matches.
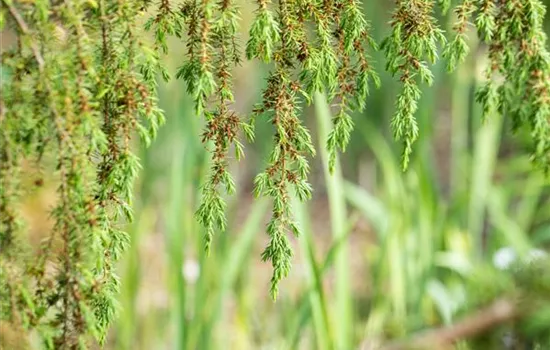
[182,259,200,283]
[493,247,517,270]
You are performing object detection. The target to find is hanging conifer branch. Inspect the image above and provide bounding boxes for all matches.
[1,0,163,347]
[197,0,243,252]
[247,0,315,299]
[382,0,445,169]
[445,0,550,170]
[443,0,474,72]
[144,0,183,82]
[325,0,379,173]
[177,0,245,252]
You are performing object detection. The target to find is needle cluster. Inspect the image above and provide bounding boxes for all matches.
[382,0,445,169]
[1,0,163,347]
[444,0,550,170]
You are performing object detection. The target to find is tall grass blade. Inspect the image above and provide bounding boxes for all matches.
[314,92,352,349]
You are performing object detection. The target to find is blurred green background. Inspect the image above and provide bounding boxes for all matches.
[20,1,550,349]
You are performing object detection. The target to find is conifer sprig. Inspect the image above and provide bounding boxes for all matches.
[196,0,243,253]
[325,0,379,173]
[177,0,244,252]
[247,0,316,299]
[144,0,184,81]
[443,0,474,72]
[443,0,550,170]
[253,70,315,299]
[382,0,445,169]
[246,0,280,62]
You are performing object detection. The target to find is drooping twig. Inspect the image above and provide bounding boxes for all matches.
[3,0,45,72]
[378,298,518,350]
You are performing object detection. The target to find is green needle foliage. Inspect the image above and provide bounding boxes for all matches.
[444,0,550,170]
[174,0,243,253]
[382,0,445,169]
[3,0,550,345]
[244,0,379,298]
[1,0,163,347]
[173,0,378,297]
